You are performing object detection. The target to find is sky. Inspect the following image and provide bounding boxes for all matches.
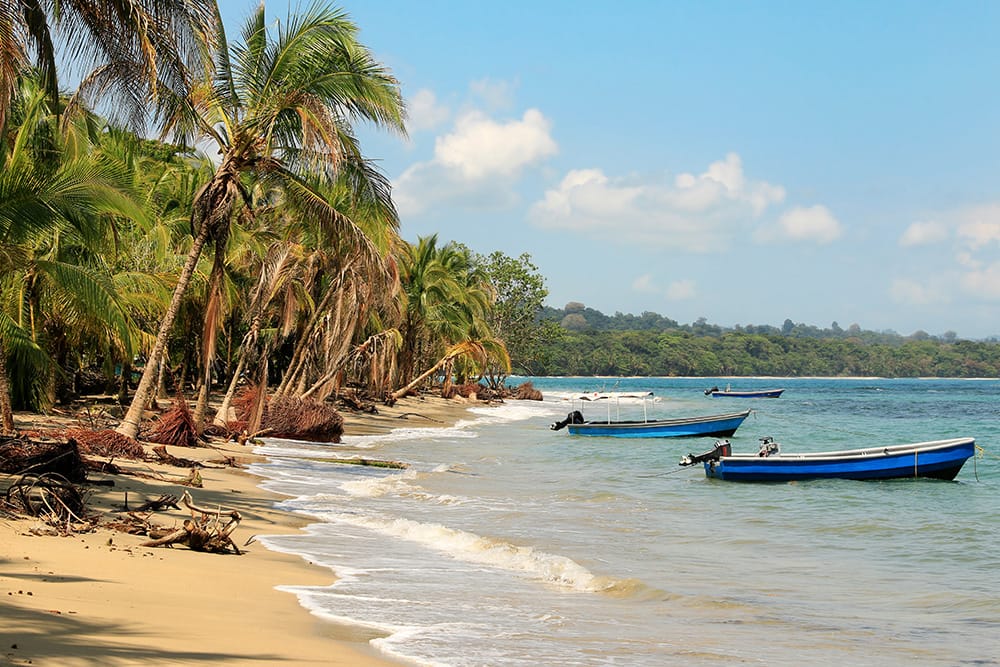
[217,0,1000,339]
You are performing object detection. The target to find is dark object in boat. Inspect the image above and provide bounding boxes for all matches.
[550,410,585,431]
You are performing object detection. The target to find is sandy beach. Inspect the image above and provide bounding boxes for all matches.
[1,394,476,666]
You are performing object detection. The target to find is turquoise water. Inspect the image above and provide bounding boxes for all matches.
[252,377,1000,666]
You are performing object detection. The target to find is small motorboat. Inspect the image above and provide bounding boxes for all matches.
[679,436,977,482]
[704,385,784,398]
[551,409,751,439]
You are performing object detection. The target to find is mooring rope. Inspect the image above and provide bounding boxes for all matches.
[636,466,694,478]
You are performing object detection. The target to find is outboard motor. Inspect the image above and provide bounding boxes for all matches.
[550,410,585,431]
[679,439,731,466]
[704,386,719,395]
[757,436,780,457]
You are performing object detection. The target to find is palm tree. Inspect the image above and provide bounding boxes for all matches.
[0,0,214,130]
[393,236,507,398]
[270,161,404,403]
[0,75,146,432]
[116,2,405,439]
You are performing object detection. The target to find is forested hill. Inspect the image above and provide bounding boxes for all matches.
[528,303,1000,378]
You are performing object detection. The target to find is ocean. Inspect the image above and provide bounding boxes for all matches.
[250,377,1000,666]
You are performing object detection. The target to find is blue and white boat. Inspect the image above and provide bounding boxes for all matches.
[704,385,784,398]
[679,436,976,482]
[551,409,751,439]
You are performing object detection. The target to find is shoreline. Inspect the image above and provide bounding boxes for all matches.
[0,394,478,666]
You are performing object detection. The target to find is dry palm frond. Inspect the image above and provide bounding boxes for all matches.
[0,437,88,482]
[231,385,261,424]
[67,429,145,459]
[514,382,543,401]
[264,396,343,443]
[144,396,200,447]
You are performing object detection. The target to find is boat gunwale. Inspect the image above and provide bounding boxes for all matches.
[571,409,752,429]
[720,437,975,462]
[708,388,784,397]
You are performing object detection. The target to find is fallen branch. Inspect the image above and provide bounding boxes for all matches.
[138,490,243,554]
[396,412,443,423]
[151,445,202,468]
[315,456,408,469]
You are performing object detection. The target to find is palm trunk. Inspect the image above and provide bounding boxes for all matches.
[214,307,264,426]
[156,355,168,399]
[275,278,340,397]
[193,239,227,430]
[391,353,454,402]
[0,340,16,434]
[213,347,247,426]
[117,223,211,439]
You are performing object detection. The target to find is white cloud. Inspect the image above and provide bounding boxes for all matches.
[435,109,556,179]
[960,261,1000,299]
[666,279,697,300]
[761,205,843,244]
[470,77,517,110]
[630,274,696,301]
[393,107,557,216]
[956,205,1000,249]
[632,274,657,292]
[890,278,948,305]
[406,89,450,132]
[900,220,948,246]
[529,154,786,252]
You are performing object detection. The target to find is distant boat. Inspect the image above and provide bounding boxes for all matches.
[704,386,784,398]
[569,391,654,402]
[550,409,751,439]
[678,436,976,482]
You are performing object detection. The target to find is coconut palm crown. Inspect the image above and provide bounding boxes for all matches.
[116,1,406,438]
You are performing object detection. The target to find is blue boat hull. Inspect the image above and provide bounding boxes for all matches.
[703,438,975,482]
[567,410,751,439]
[708,389,784,398]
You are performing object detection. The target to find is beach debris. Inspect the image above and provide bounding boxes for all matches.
[140,490,242,554]
[0,437,88,482]
[262,395,344,443]
[143,396,201,448]
[151,445,202,469]
[3,472,90,529]
[512,381,543,401]
[315,456,408,469]
[397,412,444,423]
[131,493,182,512]
[338,389,378,414]
[67,428,145,459]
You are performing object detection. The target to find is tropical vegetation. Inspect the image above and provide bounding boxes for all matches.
[534,305,1000,378]
[0,0,523,437]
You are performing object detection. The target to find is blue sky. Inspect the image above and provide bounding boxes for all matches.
[219,1,1000,339]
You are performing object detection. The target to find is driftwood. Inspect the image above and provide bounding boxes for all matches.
[338,392,378,414]
[132,494,181,512]
[315,456,408,469]
[139,490,242,554]
[151,445,201,468]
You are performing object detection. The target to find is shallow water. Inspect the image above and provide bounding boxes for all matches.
[251,377,1000,666]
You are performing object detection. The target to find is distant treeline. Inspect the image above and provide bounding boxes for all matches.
[527,304,1000,377]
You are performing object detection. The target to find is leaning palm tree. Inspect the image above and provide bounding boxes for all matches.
[116,2,405,439]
